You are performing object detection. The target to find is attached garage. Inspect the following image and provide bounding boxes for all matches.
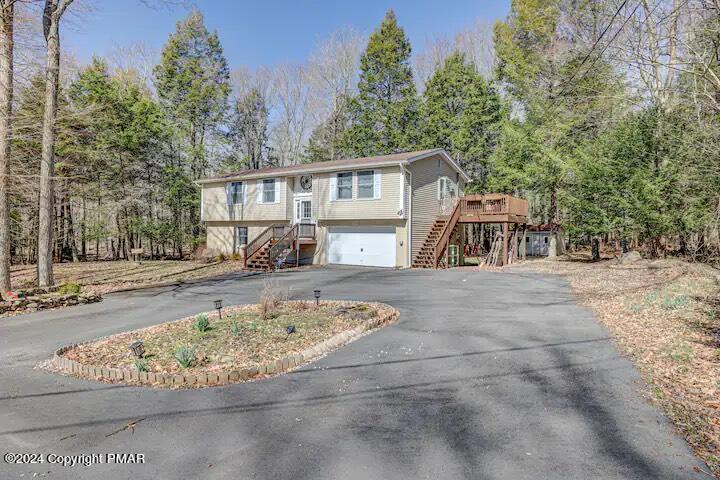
[326,226,397,267]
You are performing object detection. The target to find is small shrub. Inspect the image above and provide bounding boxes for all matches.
[662,295,689,310]
[230,252,242,261]
[216,253,227,262]
[134,359,149,372]
[173,345,197,368]
[628,303,644,314]
[643,291,659,305]
[193,314,210,332]
[58,282,82,295]
[230,320,241,337]
[259,279,287,320]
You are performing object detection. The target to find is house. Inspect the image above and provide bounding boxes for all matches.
[197,149,470,269]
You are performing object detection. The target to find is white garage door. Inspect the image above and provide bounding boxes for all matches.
[327,226,396,267]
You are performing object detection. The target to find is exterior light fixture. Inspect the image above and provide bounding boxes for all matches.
[214,299,223,319]
[129,340,145,358]
[313,289,321,306]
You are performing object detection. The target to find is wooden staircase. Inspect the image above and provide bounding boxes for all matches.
[246,240,276,271]
[412,217,449,268]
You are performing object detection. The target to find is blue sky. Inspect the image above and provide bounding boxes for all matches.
[64,0,510,69]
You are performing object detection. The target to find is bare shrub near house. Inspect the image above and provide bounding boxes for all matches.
[258,279,288,320]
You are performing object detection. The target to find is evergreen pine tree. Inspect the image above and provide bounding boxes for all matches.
[343,10,418,156]
[419,52,502,191]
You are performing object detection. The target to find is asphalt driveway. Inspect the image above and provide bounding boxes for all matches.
[0,266,706,479]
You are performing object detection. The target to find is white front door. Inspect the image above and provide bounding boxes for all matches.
[326,226,396,267]
[294,198,312,224]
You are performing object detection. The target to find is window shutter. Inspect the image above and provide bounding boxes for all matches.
[256,179,263,203]
[329,174,337,201]
[373,170,382,199]
[275,178,283,204]
[225,183,232,206]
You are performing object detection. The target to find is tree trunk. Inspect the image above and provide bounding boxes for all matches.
[37,1,65,287]
[591,238,600,262]
[0,1,13,298]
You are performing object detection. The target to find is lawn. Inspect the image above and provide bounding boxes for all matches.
[61,300,396,378]
[9,260,246,295]
[511,255,720,477]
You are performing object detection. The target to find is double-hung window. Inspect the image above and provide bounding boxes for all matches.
[336,172,353,200]
[235,226,248,247]
[229,182,243,204]
[357,170,374,199]
[261,179,276,204]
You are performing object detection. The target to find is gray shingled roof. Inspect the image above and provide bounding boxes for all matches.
[197,149,469,183]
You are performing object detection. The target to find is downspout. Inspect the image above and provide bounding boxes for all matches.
[400,163,412,268]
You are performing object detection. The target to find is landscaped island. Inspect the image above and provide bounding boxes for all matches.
[52,299,398,388]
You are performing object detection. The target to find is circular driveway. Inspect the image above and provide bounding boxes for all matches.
[0,266,706,479]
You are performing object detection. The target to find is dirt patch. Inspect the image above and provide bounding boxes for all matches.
[510,256,720,477]
[62,300,396,377]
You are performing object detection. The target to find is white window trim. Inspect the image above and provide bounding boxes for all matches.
[257,178,280,204]
[356,169,382,201]
[332,171,354,202]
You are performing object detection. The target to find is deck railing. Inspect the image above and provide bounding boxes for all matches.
[459,194,528,217]
[297,223,316,239]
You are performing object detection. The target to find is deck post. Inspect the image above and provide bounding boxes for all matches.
[521,224,527,260]
[500,222,509,266]
[459,224,465,266]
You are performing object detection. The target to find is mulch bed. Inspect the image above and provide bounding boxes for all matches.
[510,256,720,477]
[62,300,396,377]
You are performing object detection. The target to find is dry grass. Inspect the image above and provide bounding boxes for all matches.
[9,260,246,295]
[510,255,720,476]
[63,300,395,376]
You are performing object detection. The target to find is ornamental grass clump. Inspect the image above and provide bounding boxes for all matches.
[173,345,197,368]
[134,359,149,372]
[230,320,241,337]
[193,314,210,332]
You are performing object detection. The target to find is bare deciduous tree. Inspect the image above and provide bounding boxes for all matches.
[0,0,14,297]
[37,0,73,287]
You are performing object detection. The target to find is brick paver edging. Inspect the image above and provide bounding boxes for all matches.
[51,302,399,388]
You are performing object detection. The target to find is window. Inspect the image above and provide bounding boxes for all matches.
[357,170,374,199]
[262,179,276,203]
[336,172,353,200]
[438,176,457,199]
[236,226,248,247]
[229,182,243,204]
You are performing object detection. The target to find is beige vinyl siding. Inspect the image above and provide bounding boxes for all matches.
[409,153,463,260]
[206,222,278,256]
[202,179,288,222]
[315,166,403,220]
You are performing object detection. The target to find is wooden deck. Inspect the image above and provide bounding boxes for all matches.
[457,194,529,224]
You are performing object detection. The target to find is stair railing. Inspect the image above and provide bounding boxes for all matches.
[244,223,286,267]
[268,224,298,269]
[433,199,462,268]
